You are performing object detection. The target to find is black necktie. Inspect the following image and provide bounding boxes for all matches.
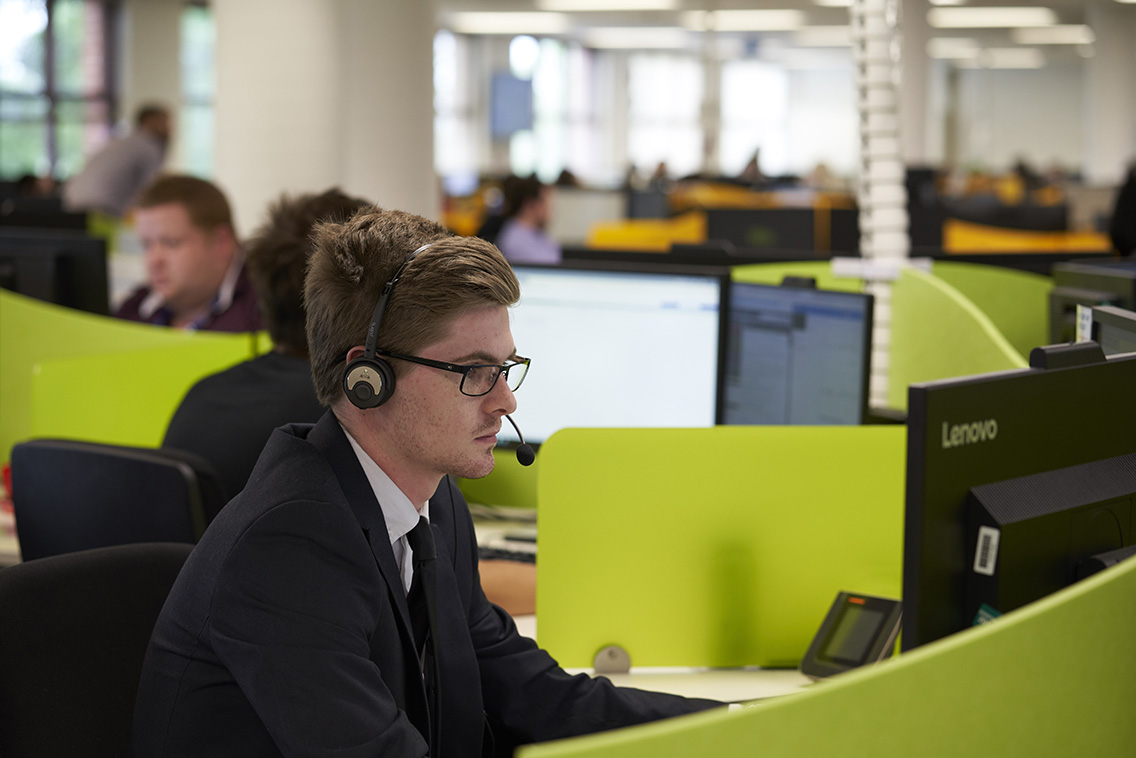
[405,516,441,756]
[405,517,437,657]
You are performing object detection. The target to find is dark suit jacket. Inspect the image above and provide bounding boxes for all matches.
[134,412,720,757]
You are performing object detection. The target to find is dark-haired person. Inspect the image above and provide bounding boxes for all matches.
[63,103,172,217]
[495,175,562,265]
[115,174,261,331]
[134,207,721,757]
[162,188,370,500]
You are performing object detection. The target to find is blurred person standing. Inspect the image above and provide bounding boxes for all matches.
[63,103,172,217]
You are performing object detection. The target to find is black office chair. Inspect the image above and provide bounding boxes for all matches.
[0,542,194,757]
[10,438,227,561]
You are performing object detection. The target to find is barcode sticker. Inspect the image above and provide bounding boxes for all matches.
[973,526,1000,576]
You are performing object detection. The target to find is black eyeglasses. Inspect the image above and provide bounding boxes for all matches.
[377,350,530,397]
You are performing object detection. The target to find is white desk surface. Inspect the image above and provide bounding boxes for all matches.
[510,615,813,703]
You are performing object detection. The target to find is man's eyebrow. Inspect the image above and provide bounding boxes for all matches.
[450,348,519,364]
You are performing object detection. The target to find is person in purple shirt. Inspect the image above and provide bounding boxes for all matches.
[116,175,261,332]
[494,175,562,265]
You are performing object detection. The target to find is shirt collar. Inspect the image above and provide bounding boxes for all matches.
[138,247,245,327]
[341,426,430,547]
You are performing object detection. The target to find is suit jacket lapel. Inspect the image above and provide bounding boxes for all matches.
[306,412,421,668]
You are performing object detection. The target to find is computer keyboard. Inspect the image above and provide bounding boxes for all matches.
[478,546,536,564]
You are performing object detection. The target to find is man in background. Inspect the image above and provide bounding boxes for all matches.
[495,175,561,265]
[162,188,369,499]
[63,103,171,217]
[116,175,261,332]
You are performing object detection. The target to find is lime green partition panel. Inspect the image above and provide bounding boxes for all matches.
[931,260,1052,359]
[456,447,540,510]
[536,426,905,669]
[1,290,255,462]
[29,337,252,449]
[887,268,1027,412]
[731,261,863,292]
[520,549,1136,758]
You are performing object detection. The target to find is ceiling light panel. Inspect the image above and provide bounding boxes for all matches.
[683,9,806,32]
[537,0,678,10]
[927,7,1058,28]
[446,12,571,35]
[1011,25,1095,44]
[585,27,690,48]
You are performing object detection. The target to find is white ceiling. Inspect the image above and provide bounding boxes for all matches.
[435,0,1111,66]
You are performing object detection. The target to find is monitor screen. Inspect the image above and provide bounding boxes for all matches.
[902,348,1136,651]
[722,282,873,425]
[0,229,109,315]
[503,265,725,445]
[1091,305,1136,356]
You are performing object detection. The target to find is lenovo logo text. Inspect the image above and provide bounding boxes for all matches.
[941,419,998,449]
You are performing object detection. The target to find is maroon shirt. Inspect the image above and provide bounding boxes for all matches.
[115,265,262,333]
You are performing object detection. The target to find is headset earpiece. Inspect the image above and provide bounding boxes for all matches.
[343,355,396,409]
[341,241,434,410]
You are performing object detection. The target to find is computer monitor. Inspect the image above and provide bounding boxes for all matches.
[503,264,726,445]
[965,451,1135,626]
[1049,258,1136,342]
[721,281,873,425]
[902,345,1136,651]
[0,229,109,315]
[1090,305,1136,356]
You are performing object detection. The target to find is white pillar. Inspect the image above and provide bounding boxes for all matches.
[1084,1,1136,185]
[338,0,437,219]
[213,0,437,236]
[118,0,181,149]
[898,0,931,165]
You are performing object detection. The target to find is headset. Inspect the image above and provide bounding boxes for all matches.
[342,243,433,409]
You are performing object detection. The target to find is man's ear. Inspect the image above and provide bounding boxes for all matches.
[210,224,238,263]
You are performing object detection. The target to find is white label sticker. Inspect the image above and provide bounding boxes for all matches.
[1075,304,1094,343]
[973,526,1000,576]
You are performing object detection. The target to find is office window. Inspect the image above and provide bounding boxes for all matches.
[511,38,598,184]
[0,0,118,180]
[719,60,790,178]
[627,52,702,179]
[434,29,478,191]
[179,3,215,177]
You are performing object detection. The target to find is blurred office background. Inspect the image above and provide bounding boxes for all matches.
[1,0,1133,230]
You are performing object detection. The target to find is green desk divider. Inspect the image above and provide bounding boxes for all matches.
[536,426,906,669]
[930,260,1052,360]
[888,268,1027,412]
[1,290,260,461]
[731,260,863,292]
[30,337,253,449]
[520,545,1136,758]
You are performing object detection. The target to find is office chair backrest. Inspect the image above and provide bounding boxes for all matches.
[0,542,194,757]
[10,438,227,561]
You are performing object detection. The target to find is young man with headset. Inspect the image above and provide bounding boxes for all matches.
[133,207,722,757]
